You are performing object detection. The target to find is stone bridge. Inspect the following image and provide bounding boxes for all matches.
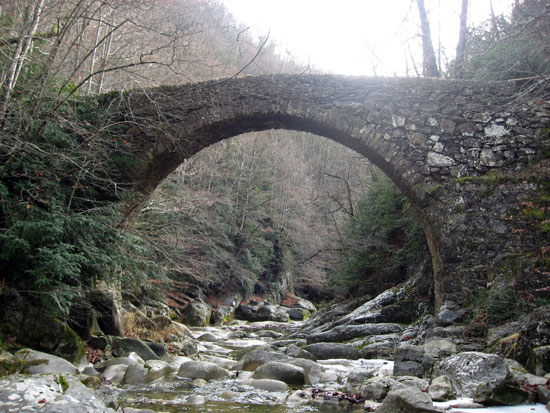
[114,74,549,317]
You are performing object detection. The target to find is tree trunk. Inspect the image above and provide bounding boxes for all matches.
[489,0,501,40]
[455,0,469,79]
[416,0,440,77]
[0,0,45,125]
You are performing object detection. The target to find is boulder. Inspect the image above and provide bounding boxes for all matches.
[81,366,100,377]
[257,304,289,322]
[202,355,236,370]
[428,375,454,401]
[210,304,235,325]
[233,348,289,371]
[172,322,193,338]
[14,349,78,375]
[359,337,399,360]
[88,336,108,350]
[95,354,143,369]
[235,302,261,322]
[303,343,362,360]
[423,339,457,359]
[474,380,532,406]
[197,332,219,342]
[306,323,402,344]
[436,352,509,398]
[235,302,289,322]
[108,336,160,361]
[241,378,289,392]
[393,345,434,378]
[68,301,104,340]
[165,355,193,372]
[286,359,324,384]
[347,290,397,323]
[360,376,430,403]
[101,364,128,384]
[393,360,424,377]
[256,330,284,339]
[392,376,429,392]
[286,344,316,360]
[0,289,85,364]
[252,361,305,385]
[505,358,547,386]
[185,395,206,405]
[87,290,123,336]
[177,361,229,380]
[376,387,438,413]
[512,306,550,370]
[181,301,211,327]
[436,300,466,326]
[286,307,309,321]
[538,386,550,404]
[143,340,166,359]
[345,369,376,394]
[294,297,317,312]
[0,373,115,412]
[355,300,422,324]
[530,345,550,376]
[359,377,390,402]
[287,389,313,405]
[123,363,148,385]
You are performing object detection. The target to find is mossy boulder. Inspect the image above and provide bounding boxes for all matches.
[181,301,211,327]
[210,304,235,325]
[0,289,85,365]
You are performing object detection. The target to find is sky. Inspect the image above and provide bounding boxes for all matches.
[221,0,515,76]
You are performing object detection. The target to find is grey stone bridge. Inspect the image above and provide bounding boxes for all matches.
[114,74,549,316]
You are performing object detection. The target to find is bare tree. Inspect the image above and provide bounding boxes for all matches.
[416,0,440,77]
[0,0,46,124]
[455,0,469,79]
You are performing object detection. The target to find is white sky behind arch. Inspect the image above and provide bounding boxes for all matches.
[221,0,515,76]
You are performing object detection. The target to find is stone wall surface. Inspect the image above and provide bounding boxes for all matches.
[110,74,550,313]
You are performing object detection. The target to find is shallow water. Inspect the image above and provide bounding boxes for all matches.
[125,401,360,412]
[114,322,547,413]
[436,399,548,413]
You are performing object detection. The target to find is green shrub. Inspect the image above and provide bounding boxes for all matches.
[334,174,428,295]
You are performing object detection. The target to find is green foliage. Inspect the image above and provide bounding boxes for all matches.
[470,287,526,324]
[55,375,70,393]
[462,0,550,81]
[334,175,428,296]
[0,93,153,318]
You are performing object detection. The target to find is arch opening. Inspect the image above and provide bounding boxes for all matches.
[133,119,440,307]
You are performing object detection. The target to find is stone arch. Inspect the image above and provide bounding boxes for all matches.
[117,74,545,314]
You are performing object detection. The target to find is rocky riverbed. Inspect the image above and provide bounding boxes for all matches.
[2,282,550,412]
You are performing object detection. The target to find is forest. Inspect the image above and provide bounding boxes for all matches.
[0,0,549,325]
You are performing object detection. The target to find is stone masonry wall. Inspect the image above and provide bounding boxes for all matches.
[112,74,549,314]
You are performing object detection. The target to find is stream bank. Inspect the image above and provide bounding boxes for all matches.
[2,279,550,412]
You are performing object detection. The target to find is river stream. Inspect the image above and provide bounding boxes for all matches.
[99,320,547,413]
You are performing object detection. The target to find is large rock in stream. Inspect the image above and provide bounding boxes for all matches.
[235,302,289,322]
[233,348,289,371]
[252,361,305,385]
[108,336,161,361]
[13,349,78,375]
[177,361,229,380]
[376,387,438,413]
[303,343,362,360]
[0,374,115,413]
[306,323,402,343]
[181,301,211,327]
[435,351,531,403]
[0,289,85,365]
